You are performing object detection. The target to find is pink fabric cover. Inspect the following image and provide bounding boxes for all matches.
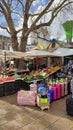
[56,83,61,99]
[17,90,37,106]
[60,82,65,97]
[52,87,57,100]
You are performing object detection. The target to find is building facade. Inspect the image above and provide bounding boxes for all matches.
[0,35,12,50]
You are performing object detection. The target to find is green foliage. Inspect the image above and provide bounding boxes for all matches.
[63,20,73,39]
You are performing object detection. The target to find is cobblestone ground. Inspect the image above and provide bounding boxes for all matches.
[0,94,73,130]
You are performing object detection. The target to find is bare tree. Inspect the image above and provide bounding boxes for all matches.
[0,0,73,52]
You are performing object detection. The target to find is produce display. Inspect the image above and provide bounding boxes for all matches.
[0,66,61,83]
[13,74,21,80]
[5,68,17,73]
[23,71,48,82]
[23,66,61,82]
[50,66,61,73]
[44,66,60,74]
[0,76,15,83]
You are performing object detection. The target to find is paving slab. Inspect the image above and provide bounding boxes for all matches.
[0,94,72,130]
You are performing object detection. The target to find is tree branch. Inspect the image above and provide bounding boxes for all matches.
[53,1,73,18]
[0,2,7,14]
[0,25,10,34]
[12,10,23,18]
[17,28,23,33]
[25,0,55,36]
[27,0,73,32]
[2,0,10,11]
[18,0,25,13]
[0,9,2,11]
[0,0,17,35]
[52,0,68,15]
[22,0,33,34]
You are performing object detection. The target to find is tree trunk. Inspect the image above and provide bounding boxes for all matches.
[17,35,28,69]
[11,34,19,51]
[11,33,28,69]
[11,34,19,68]
[20,35,28,52]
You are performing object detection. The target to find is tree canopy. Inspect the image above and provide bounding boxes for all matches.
[0,0,73,52]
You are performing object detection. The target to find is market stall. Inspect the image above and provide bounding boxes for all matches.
[22,47,73,100]
[0,47,73,98]
[21,47,73,74]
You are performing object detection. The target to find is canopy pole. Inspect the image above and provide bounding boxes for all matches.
[36,57,40,70]
[4,51,6,67]
[3,51,6,74]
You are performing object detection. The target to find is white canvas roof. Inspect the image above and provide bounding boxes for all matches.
[0,47,73,59]
[24,48,73,57]
[0,50,26,58]
[48,48,73,57]
[24,50,50,57]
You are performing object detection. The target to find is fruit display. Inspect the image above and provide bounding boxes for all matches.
[23,66,61,82]
[50,66,61,73]
[44,66,60,74]
[43,68,51,74]
[23,71,48,82]
[0,76,15,83]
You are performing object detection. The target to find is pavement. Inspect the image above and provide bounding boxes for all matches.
[0,94,73,130]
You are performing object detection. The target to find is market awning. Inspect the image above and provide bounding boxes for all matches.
[24,47,73,57]
[0,47,73,59]
[0,50,26,59]
[24,50,50,57]
[48,48,73,57]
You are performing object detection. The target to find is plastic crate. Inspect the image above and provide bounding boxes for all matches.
[21,80,30,90]
[4,81,16,96]
[15,79,22,92]
[0,83,4,97]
